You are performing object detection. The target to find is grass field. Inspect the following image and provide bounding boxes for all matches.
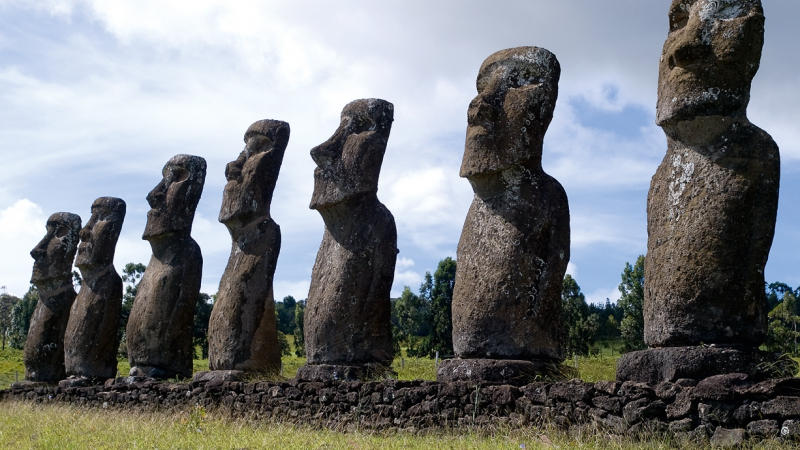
[0,344,619,388]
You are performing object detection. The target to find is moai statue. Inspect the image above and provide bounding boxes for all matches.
[297,99,397,381]
[616,0,795,383]
[22,213,81,384]
[437,47,571,385]
[126,155,206,379]
[205,120,288,377]
[63,197,125,381]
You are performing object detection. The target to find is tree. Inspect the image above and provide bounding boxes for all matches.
[765,291,800,355]
[561,275,600,357]
[0,292,21,350]
[9,286,38,350]
[293,300,306,357]
[193,293,214,359]
[618,255,646,353]
[118,262,146,357]
[417,257,457,358]
[589,298,623,341]
[392,286,431,357]
[277,331,291,357]
[275,295,297,335]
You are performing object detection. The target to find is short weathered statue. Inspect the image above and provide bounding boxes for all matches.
[63,197,125,381]
[126,154,206,379]
[297,99,397,382]
[617,0,796,383]
[22,213,81,384]
[438,47,571,385]
[205,120,288,377]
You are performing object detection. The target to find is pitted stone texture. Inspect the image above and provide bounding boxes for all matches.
[64,197,126,380]
[127,155,206,379]
[436,359,576,386]
[24,212,81,383]
[303,99,396,371]
[616,346,796,384]
[192,370,245,384]
[451,47,569,365]
[295,364,392,382]
[208,120,288,373]
[646,0,777,347]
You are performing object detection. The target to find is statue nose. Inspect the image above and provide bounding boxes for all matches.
[669,22,713,70]
[146,180,167,208]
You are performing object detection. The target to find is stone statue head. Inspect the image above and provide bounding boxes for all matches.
[143,154,207,240]
[460,47,560,179]
[309,98,393,210]
[656,0,764,127]
[75,197,126,271]
[30,212,81,290]
[219,120,290,229]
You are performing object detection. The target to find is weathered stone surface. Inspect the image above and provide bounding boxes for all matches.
[450,46,570,371]
[192,370,245,384]
[24,212,81,383]
[762,396,800,419]
[303,99,397,371]
[646,0,777,348]
[296,364,392,382]
[710,427,746,448]
[616,346,795,384]
[747,419,780,438]
[208,120,288,373]
[64,197,125,380]
[782,419,800,439]
[126,154,206,379]
[436,359,576,386]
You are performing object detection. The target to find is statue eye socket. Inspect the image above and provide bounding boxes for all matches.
[56,226,68,238]
[172,167,190,182]
[670,3,691,30]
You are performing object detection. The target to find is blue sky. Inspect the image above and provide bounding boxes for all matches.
[1,0,799,306]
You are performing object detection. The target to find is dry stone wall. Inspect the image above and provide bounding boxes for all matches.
[5,373,800,445]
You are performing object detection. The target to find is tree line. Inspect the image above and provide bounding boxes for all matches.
[2,255,799,359]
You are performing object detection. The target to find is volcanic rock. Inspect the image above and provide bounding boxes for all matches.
[126,154,206,379]
[448,47,570,374]
[208,119,288,374]
[300,99,397,378]
[24,212,81,382]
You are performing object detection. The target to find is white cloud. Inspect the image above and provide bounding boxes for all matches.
[566,262,577,278]
[392,257,421,297]
[0,199,47,296]
[0,0,798,301]
[585,287,621,307]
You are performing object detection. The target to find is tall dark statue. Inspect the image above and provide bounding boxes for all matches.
[64,197,125,380]
[298,99,397,381]
[126,154,206,379]
[207,120,288,373]
[617,0,795,383]
[438,47,571,385]
[23,213,81,383]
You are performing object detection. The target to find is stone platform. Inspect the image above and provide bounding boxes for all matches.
[4,373,800,445]
[436,359,577,385]
[616,346,798,384]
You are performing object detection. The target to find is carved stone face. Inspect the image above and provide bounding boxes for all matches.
[30,212,81,288]
[143,154,207,240]
[460,47,560,179]
[219,120,289,229]
[75,197,126,270]
[309,99,393,210]
[656,0,764,127]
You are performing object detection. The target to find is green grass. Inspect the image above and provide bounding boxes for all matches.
[0,401,752,450]
[0,346,620,388]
